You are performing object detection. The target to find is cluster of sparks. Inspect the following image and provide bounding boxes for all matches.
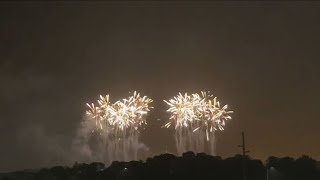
[86,91,153,133]
[163,91,233,141]
[85,90,232,142]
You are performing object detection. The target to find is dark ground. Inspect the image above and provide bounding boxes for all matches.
[1,152,319,180]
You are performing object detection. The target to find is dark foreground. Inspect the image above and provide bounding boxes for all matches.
[1,152,320,180]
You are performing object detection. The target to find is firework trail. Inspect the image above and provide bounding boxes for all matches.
[163,91,233,155]
[85,91,153,163]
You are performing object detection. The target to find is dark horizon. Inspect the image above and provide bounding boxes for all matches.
[1,1,320,172]
[1,151,319,172]
[1,152,319,180]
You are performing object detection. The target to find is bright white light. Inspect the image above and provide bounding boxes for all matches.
[163,91,233,141]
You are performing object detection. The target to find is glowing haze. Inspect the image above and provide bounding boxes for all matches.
[2,2,320,172]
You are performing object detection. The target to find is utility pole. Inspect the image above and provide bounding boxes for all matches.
[238,131,249,180]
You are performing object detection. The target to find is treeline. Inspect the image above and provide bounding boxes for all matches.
[1,152,319,180]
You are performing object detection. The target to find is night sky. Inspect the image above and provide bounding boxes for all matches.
[1,1,320,171]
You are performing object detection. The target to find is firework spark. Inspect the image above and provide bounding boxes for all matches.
[83,91,152,163]
[163,91,233,141]
[86,91,153,133]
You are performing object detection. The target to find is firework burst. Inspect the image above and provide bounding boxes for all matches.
[84,91,152,163]
[86,91,153,133]
[163,91,233,141]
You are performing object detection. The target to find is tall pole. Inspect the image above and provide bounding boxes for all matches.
[242,132,246,157]
[238,132,248,180]
[242,132,246,180]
